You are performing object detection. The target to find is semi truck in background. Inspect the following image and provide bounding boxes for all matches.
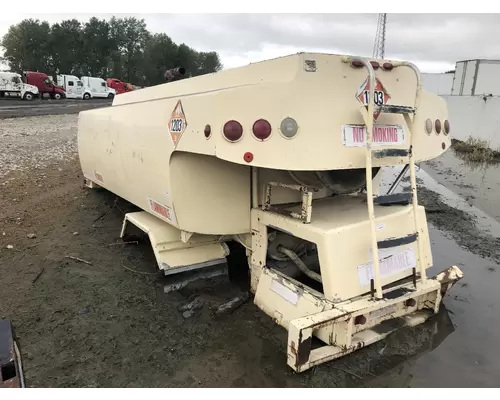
[106,78,134,95]
[0,72,39,100]
[56,75,84,99]
[24,71,66,100]
[80,76,116,100]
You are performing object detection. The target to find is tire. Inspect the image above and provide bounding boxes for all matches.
[53,93,62,100]
[107,93,115,99]
[83,93,91,100]
[23,92,34,101]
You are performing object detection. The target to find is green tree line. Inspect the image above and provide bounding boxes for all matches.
[0,17,223,86]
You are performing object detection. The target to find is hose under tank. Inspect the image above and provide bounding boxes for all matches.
[288,167,381,195]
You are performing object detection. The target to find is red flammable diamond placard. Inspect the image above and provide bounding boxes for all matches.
[355,77,391,121]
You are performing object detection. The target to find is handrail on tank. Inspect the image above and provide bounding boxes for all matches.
[389,60,426,283]
[340,55,383,299]
[391,61,423,112]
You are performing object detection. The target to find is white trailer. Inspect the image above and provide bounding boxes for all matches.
[451,59,500,96]
[0,72,39,100]
[56,74,84,99]
[80,76,116,100]
[421,72,453,95]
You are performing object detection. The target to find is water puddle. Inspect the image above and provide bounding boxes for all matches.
[423,149,500,223]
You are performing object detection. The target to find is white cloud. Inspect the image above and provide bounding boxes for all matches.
[2,13,497,73]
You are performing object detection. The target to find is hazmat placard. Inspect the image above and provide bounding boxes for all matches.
[168,100,187,147]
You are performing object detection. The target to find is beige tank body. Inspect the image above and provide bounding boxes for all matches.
[77,52,450,235]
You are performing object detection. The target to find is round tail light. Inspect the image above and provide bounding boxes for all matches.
[351,60,364,68]
[382,62,394,71]
[370,61,380,70]
[280,117,298,138]
[435,119,442,134]
[252,119,272,141]
[425,118,433,135]
[405,298,417,307]
[204,124,211,138]
[354,315,367,325]
[444,119,450,135]
[223,120,243,142]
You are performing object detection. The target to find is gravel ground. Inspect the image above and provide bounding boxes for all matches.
[0,114,78,178]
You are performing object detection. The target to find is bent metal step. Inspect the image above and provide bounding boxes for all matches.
[377,232,418,249]
[121,211,230,276]
[374,192,412,206]
[372,148,409,158]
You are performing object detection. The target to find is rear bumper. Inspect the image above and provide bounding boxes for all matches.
[286,265,463,372]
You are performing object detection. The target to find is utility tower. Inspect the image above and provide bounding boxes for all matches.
[372,13,387,59]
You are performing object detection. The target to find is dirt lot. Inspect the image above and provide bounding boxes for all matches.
[1,113,499,387]
[0,98,111,119]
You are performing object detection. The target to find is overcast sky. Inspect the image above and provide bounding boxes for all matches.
[1,13,498,73]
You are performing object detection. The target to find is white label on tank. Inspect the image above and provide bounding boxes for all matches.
[270,279,298,305]
[357,248,416,287]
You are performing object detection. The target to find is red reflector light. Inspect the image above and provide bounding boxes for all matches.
[435,119,442,134]
[382,62,394,71]
[252,119,272,141]
[370,61,380,69]
[351,60,364,68]
[223,120,243,142]
[243,152,253,162]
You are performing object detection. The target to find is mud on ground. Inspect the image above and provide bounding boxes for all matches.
[402,176,500,265]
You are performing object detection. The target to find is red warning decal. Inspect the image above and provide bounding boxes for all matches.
[168,100,187,147]
[94,170,104,183]
[148,197,175,223]
[355,77,391,121]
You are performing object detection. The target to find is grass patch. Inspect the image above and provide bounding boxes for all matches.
[451,136,500,164]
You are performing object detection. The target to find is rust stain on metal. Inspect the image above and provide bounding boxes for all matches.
[296,330,312,368]
[304,60,317,72]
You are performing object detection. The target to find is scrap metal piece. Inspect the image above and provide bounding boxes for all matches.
[178,296,205,318]
[0,320,25,388]
[164,67,186,83]
[215,292,250,316]
[163,263,228,294]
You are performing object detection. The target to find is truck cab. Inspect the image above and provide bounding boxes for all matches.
[56,75,84,99]
[24,71,66,100]
[80,76,116,100]
[0,71,39,100]
[106,78,133,95]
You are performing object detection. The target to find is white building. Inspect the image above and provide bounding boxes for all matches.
[422,72,454,95]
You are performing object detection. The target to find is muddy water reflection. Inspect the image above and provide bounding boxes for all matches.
[424,149,500,223]
[405,227,500,387]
